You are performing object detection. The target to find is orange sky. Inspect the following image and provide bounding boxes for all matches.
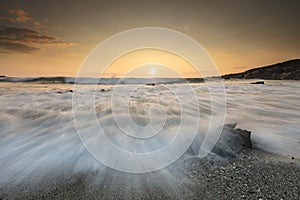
[0,0,299,77]
[103,49,199,78]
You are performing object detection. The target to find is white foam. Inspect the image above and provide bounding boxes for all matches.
[0,80,299,184]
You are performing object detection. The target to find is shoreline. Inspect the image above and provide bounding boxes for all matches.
[1,149,299,200]
[0,82,299,199]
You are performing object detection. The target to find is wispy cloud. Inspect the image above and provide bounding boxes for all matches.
[34,22,42,30]
[0,42,41,54]
[168,25,190,32]
[0,9,31,23]
[256,49,273,55]
[9,9,31,22]
[1,8,61,34]
[0,26,78,54]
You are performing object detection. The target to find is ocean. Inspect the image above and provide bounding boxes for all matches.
[0,78,299,183]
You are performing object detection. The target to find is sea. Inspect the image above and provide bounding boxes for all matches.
[0,77,299,183]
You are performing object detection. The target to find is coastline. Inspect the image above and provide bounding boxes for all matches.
[1,149,299,200]
[0,81,299,199]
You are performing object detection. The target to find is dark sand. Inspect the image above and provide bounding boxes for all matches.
[0,149,299,200]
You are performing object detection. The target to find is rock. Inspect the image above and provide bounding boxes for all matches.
[222,59,300,80]
[251,81,264,84]
[210,123,252,157]
[57,89,73,94]
[100,89,110,92]
[188,123,252,158]
[146,83,155,86]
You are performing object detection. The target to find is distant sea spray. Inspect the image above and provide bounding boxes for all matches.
[0,76,206,85]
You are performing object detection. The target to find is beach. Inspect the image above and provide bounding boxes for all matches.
[1,0,300,199]
[1,149,299,199]
[0,80,299,199]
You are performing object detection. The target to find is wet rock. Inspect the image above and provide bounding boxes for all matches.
[211,123,252,157]
[251,81,264,85]
[57,89,73,94]
[100,89,110,92]
[145,83,155,86]
[188,124,252,158]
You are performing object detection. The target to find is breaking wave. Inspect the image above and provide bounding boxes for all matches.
[0,76,205,85]
[0,80,299,185]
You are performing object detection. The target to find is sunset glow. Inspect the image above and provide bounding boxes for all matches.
[0,1,299,199]
[103,49,198,78]
[1,1,299,77]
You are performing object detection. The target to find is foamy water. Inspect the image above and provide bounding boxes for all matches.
[0,80,299,184]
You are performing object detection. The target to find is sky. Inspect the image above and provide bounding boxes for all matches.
[0,0,299,77]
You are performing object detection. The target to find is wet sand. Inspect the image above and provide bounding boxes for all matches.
[1,149,299,200]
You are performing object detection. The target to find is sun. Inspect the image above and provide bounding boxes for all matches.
[149,68,157,75]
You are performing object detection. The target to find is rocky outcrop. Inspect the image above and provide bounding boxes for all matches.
[188,124,252,158]
[222,59,300,80]
[211,123,252,157]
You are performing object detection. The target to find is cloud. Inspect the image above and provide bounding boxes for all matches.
[256,49,273,55]
[34,22,42,30]
[0,16,15,23]
[0,9,78,54]
[0,26,78,54]
[0,42,41,54]
[1,8,50,31]
[0,9,31,23]
[9,9,31,22]
[169,25,190,32]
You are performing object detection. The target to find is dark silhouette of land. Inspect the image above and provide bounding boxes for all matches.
[222,59,300,80]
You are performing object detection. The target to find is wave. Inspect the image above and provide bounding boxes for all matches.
[0,80,299,184]
[0,76,205,85]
